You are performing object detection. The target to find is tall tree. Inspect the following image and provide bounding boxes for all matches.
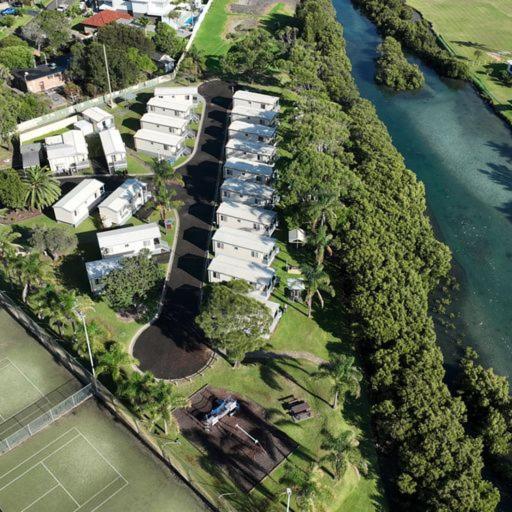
[302,264,334,318]
[196,280,272,366]
[21,11,71,54]
[96,342,136,382]
[29,225,78,260]
[0,168,28,209]
[22,166,60,210]
[10,252,54,302]
[316,354,362,409]
[321,429,363,479]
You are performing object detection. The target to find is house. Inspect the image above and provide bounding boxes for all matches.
[73,120,94,136]
[100,0,172,18]
[220,177,276,208]
[97,223,169,258]
[253,296,282,335]
[140,112,189,136]
[98,178,148,227]
[212,226,278,265]
[45,130,89,174]
[134,129,186,159]
[151,52,175,73]
[154,86,199,104]
[53,179,105,227]
[11,58,68,93]
[224,138,275,164]
[85,256,123,294]
[146,97,192,119]
[81,10,133,34]
[216,200,278,235]
[20,143,42,170]
[223,157,274,184]
[230,103,278,127]
[82,107,114,132]
[207,255,277,299]
[228,121,276,144]
[232,90,280,112]
[99,128,127,174]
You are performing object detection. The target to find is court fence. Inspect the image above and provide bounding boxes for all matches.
[0,291,218,511]
[0,384,93,455]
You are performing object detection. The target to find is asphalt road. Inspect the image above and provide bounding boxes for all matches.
[132,80,233,379]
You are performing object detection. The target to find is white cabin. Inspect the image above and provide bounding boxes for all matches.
[140,112,189,136]
[134,129,186,159]
[99,128,127,174]
[154,86,199,104]
[220,177,276,207]
[85,256,123,294]
[230,104,278,127]
[98,178,148,228]
[82,106,114,132]
[225,138,275,164]
[223,157,274,184]
[228,121,276,144]
[146,97,192,119]
[208,254,277,299]
[45,131,89,174]
[216,200,277,235]
[97,222,169,259]
[212,226,278,265]
[232,90,280,112]
[53,179,105,226]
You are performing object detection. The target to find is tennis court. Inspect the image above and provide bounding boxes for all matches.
[0,309,73,422]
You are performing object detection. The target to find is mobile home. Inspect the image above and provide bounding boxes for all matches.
[230,103,278,127]
[216,200,277,235]
[82,106,114,132]
[53,179,105,226]
[140,112,189,136]
[134,129,186,159]
[220,177,276,207]
[45,130,89,174]
[224,138,275,164]
[99,128,127,174]
[232,90,279,112]
[153,86,199,104]
[146,97,192,119]
[223,157,274,184]
[228,121,276,144]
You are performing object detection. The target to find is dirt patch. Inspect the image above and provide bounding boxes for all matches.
[175,386,297,492]
[1,209,42,225]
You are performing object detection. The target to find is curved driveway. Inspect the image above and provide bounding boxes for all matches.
[132,80,232,379]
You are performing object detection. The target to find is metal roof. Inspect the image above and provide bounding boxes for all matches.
[53,179,104,212]
[141,112,188,129]
[82,106,113,124]
[225,137,275,157]
[85,256,123,280]
[228,120,276,139]
[97,222,161,247]
[154,86,198,98]
[224,157,274,177]
[212,226,276,254]
[45,130,88,160]
[99,128,125,156]
[98,179,145,213]
[208,255,275,284]
[217,200,277,225]
[233,90,279,107]
[221,177,274,200]
[147,97,191,112]
[20,143,41,169]
[134,128,184,146]
[231,104,278,122]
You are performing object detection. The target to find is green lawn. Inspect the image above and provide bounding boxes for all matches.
[407,0,512,122]
[11,208,177,352]
[169,356,386,511]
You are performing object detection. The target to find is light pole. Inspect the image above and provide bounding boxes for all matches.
[285,488,292,512]
[75,310,96,379]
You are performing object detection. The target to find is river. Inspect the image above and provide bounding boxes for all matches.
[334,0,512,380]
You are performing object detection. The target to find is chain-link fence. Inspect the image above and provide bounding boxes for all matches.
[0,384,92,454]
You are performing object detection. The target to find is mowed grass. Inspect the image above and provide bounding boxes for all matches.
[407,0,512,121]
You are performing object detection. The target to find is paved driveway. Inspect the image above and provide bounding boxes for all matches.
[132,80,232,379]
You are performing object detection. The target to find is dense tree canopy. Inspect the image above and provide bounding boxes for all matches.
[21,11,71,54]
[375,36,424,91]
[153,22,185,59]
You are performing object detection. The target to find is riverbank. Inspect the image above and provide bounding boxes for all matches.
[405,0,512,128]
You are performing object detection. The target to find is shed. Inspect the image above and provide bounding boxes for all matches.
[85,256,123,293]
[288,228,306,245]
[82,106,114,132]
[20,143,42,170]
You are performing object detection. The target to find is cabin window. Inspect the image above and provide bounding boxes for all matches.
[253,223,260,230]
[234,246,238,251]
[220,215,226,221]
[213,271,219,279]
[251,251,259,258]
[260,103,265,109]
[124,244,129,248]
[217,242,224,249]
[164,145,169,150]
[153,237,160,245]
[226,169,232,176]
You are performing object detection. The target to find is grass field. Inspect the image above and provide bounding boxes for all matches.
[0,308,206,511]
[407,0,512,122]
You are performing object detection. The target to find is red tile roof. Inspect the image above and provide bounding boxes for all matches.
[82,10,133,28]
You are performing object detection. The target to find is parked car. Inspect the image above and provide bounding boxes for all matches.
[0,7,17,14]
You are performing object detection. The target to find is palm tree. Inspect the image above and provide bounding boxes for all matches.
[309,224,333,266]
[96,343,136,382]
[280,463,326,512]
[10,252,55,302]
[321,429,363,480]
[316,354,362,409]
[22,166,60,211]
[302,264,335,318]
[307,189,342,232]
[118,371,155,413]
[151,380,187,435]
[0,226,22,263]
[153,175,183,222]
[28,284,57,320]
[73,320,106,358]
[151,158,184,186]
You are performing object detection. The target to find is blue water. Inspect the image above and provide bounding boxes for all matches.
[333,0,512,378]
